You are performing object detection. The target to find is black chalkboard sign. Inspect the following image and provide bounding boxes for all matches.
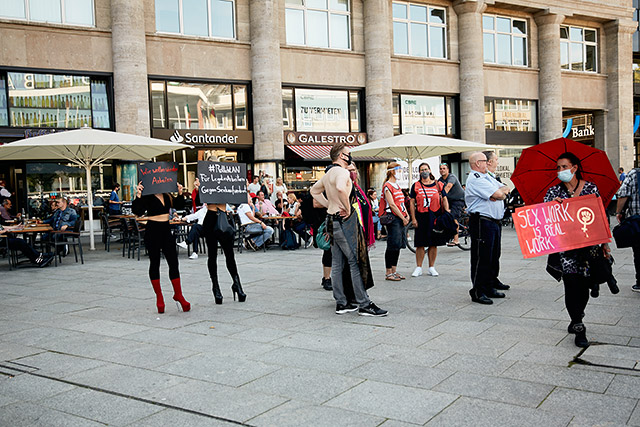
[138,162,179,196]
[197,161,247,204]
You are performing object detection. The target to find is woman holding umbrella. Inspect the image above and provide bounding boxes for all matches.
[543,152,611,348]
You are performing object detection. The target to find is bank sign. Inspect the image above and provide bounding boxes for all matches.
[285,131,367,145]
[152,129,253,148]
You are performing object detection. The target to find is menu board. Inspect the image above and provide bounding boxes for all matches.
[138,162,179,196]
[197,161,247,205]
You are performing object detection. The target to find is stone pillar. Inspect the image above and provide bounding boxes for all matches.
[453,0,486,143]
[111,0,150,136]
[535,13,564,144]
[363,0,393,142]
[249,0,284,163]
[593,110,607,152]
[604,19,635,172]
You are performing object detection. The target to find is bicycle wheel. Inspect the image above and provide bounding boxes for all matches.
[405,223,416,253]
[457,215,471,251]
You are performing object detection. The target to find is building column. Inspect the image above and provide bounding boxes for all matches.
[593,110,607,152]
[111,0,150,136]
[453,0,486,143]
[535,12,564,144]
[249,0,284,169]
[604,19,635,172]
[363,0,393,142]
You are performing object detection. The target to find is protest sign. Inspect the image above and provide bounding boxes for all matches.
[138,162,179,196]
[513,194,611,259]
[197,161,247,204]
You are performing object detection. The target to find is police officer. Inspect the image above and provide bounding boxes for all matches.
[465,152,511,304]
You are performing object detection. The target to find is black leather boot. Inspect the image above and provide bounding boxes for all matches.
[572,323,590,348]
[211,276,223,305]
[231,275,246,302]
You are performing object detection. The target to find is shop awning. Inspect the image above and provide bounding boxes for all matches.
[286,145,389,161]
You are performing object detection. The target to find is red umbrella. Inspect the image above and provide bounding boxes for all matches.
[511,137,620,207]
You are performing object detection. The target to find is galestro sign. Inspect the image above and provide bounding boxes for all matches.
[513,194,611,259]
[285,131,367,145]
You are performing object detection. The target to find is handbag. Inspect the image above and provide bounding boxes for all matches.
[214,211,235,240]
[612,215,640,248]
[379,213,394,225]
[315,219,331,250]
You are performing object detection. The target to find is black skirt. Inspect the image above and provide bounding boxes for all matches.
[414,210,437,248]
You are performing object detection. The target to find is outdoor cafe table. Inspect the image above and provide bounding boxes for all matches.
[6,223,53,257]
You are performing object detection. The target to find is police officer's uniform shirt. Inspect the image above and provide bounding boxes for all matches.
[465,171,504,220]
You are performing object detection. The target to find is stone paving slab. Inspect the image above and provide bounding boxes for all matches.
[540,388,638,424]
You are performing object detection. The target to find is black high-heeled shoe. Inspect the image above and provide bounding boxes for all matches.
[231,275,246,302]
[211,276,223,305]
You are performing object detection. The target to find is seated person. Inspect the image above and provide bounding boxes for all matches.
[0,199,21,223]
[42,197,78,253]
[285,193,310,242]
[273,191,288,214]
[255,191,279,216]
[238,194,274,251]
[0,223,54,267]
[177,204,207,259]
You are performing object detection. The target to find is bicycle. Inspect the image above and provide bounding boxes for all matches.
[405,213,470,253]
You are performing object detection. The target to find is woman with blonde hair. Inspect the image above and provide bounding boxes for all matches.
[380,162,409,281]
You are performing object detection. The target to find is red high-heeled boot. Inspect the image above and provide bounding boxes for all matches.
[170,277,191,312]
[151,279,165,314]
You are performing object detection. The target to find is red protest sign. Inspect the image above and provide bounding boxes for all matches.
[513,194,611,259]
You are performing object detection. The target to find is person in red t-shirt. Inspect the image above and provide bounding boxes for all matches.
[191,178,201,212]
[381,162,410,281]
[409,163,449,278]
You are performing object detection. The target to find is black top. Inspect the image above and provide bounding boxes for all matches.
[132,194,172,216]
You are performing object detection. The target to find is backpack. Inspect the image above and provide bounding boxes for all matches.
[281,229,300,250]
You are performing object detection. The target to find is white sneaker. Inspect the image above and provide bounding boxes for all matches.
[189,252,198,260]
[428,267,439,277]
[177,241,188,249]
[411,267,423,277]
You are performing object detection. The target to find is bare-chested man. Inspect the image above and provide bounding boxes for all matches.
[311,143,387,317]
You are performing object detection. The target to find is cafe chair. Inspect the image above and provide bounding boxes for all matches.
[0,235,15,270]
[128,218,146,261]
[52,219,84,266]
[240,224,267,253]
[101,213,121,252]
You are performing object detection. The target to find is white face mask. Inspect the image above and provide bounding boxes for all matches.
[557,169,575,183]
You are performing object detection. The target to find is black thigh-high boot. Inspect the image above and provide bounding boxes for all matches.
[211,275,223,305]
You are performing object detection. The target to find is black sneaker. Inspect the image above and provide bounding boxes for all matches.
[336,303,358,314]
[322,278,333,291]
[632,284,640,293]
[358,302,388,317]
[38,254,55,268]
[572,323,590,348]
[245,238,257,252]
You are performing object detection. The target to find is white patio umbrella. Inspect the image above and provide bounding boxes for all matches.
[350,134,498,183]
[0,127,189,250]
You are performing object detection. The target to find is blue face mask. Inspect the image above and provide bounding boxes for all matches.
[557,169,574,183]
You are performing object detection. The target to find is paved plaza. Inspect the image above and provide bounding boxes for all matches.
[0,226,639,426]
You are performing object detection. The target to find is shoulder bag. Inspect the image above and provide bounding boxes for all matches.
[612,169,640,248]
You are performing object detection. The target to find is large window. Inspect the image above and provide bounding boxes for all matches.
[0,0,94,26]
[392,2,447,59]
[285,0,351,50]
[483,15,527,66]
[282,87,362,133]
[2,71,112,129]
[155,0,235,39]
[150,80,248,130]
[392,93,456,136]
[484,98,537,131]
[561,25,597,72]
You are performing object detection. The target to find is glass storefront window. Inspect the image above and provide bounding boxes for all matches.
[151,81,166,128]
[392,94,400,135]
[285,0,351,50]
[400,94,446,135]
[483,14,527,66]
[282,88,294,130]
[392,2,447,59]
[446,97,456,135]
[4,72,112,129]
[560,25,598,72]
[295,88,349,132]
[487,98,537,131]
[155,0,235,39]
[90,79,110,129]
[0,0,94,26]
[151,80,248,130]
[0,75,7,126]
[349,91,360,132]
